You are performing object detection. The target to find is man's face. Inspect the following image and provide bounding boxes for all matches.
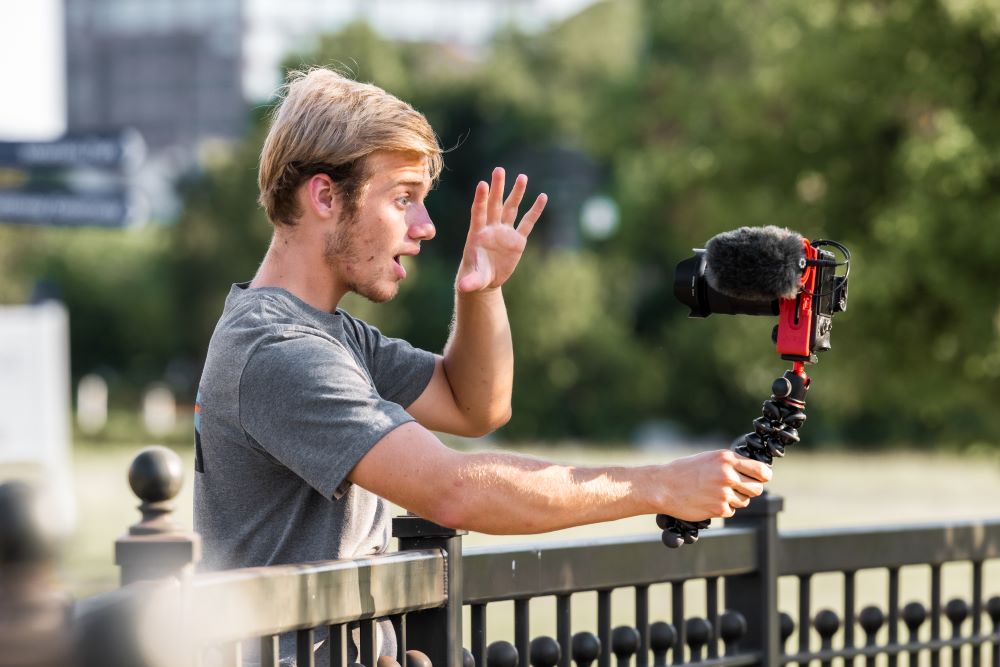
[324,151,435,303]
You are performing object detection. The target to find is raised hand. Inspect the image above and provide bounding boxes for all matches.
[457,167,547,293]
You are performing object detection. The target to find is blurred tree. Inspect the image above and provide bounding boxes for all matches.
[2,226,178,400]
[600,0,1000,444]
[9,0,1000,447]
[166,108,274,372]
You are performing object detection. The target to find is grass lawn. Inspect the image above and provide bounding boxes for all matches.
[55,441,1000,651]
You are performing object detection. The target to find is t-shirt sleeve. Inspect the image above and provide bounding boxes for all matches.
[239,331,417,500]
[349,316,436,408]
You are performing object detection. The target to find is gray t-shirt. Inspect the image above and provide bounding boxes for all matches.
[193,283,436,661]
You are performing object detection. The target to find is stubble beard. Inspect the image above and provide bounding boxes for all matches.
[323,225,398,304]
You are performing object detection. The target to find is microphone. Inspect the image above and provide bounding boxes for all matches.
[704,225,806,301]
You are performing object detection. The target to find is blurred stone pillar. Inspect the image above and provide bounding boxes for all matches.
[0,481,72,667]
[142,384,177,439]
[77,373,108,435]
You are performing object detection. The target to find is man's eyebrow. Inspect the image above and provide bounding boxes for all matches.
[392,179,431,197]
[394,179,429,189]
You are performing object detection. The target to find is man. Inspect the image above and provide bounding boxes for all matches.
[194,68,771,662]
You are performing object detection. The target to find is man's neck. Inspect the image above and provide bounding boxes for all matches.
[250,232,345,313]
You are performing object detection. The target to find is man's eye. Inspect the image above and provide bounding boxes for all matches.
[396,196,412,207]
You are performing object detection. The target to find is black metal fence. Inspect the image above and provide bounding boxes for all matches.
[1,447,999,667]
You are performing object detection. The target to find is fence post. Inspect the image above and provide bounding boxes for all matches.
[115,445,201,585]
[394,513,467,667]
[724,492,783,667]
[0,481,72,667]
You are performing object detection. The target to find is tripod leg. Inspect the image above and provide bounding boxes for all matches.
[656,368,808,549]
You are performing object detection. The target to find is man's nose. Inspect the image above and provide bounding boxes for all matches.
[407,206,436,241]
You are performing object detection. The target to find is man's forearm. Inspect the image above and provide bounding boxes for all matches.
[433,450,655,534]
[351,422,772,534]
[441,286,514,430]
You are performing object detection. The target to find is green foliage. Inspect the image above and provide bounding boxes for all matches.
[167,109,275,362]
[2,225,178,398]
[8,0,1000,446]
[505,250,667,438]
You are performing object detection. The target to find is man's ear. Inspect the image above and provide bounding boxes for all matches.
[302,174,341,220]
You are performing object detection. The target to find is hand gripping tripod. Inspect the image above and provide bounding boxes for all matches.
[656,363,809,548]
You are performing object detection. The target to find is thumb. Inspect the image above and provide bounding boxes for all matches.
[457,269,490,293]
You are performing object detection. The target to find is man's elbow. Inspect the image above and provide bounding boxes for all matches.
[462,405,512,438]
[424,502,470,532]
[418,485,477,531]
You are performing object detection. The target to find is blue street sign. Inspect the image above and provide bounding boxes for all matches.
[0,129,145,172]
[0,189,144,227]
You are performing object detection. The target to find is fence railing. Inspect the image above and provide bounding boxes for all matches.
[2,446,999,667]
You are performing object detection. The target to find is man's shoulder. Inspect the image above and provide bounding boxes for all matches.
[213,287,344,347]
[201,287,348,387]
[335,307,376,339]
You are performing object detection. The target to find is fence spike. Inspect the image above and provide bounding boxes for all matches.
[814,609,840,646]
[464,648,476,667]
[611,627,639,667]
[902,602,927,634]
[945,599,969,667]
[945,599,969,628]
[488,641,519,667]
[571,632,601,667]
[530,637,560,667]
[902,600,927,667]
[813,609,839,667]
[777,612,793,654]
[648,622,674,667]
[859,606,885,646]
[684,619,711,663]
[987,596,1000,626]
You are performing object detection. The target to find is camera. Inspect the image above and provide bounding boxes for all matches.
[673,238,850,363]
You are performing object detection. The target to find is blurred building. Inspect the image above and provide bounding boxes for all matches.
[63,0,599,152]
[55,0,596,223]
[64,0,245,153]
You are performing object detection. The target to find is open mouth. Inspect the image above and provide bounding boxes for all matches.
[392,255,407,279]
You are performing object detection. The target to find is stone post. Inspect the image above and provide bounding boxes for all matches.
[115,445,201,586]
[724,492,784,667]
[394,514,467,667]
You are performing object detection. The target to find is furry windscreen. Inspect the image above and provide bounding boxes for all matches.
[704,225,805,301]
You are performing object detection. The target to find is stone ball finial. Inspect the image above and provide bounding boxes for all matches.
[128,446,183,504]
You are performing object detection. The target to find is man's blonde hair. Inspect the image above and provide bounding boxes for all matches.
[258,68,443,225]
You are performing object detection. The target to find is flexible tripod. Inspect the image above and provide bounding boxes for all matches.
[657,362,810,548]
